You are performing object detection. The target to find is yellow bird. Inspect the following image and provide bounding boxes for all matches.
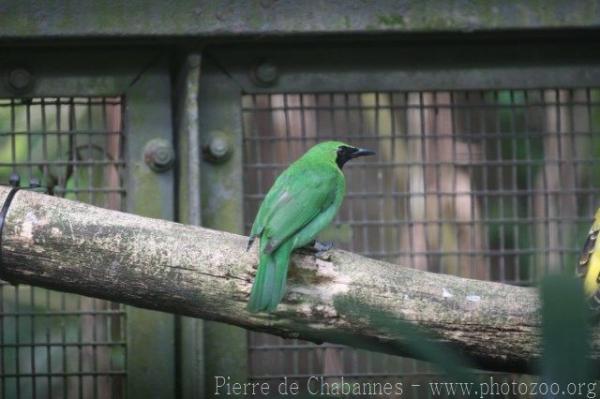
[577,208,600,310]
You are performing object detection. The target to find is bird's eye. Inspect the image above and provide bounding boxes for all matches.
[337,146,351,155]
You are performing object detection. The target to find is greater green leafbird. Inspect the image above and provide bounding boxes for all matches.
[246,141,375,313]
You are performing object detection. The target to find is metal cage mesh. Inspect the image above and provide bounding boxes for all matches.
[242,89,600,391]
[0,97,126,399]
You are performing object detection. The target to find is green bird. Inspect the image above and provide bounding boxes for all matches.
[247,141,375,312]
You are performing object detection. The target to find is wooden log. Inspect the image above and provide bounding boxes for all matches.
[0,186,562,373]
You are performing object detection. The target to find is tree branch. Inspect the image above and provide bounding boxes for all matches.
[0,186,579,373]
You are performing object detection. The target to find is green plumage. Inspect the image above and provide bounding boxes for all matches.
[247,141,352,313]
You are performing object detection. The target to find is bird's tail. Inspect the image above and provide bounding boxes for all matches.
[247,241,292,313]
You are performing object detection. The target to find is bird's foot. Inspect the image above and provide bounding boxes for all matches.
[299,240,333,260]
[301,240,333,252]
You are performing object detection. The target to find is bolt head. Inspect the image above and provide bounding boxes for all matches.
[8,68,32,92]
[153,147,172,166]
[209,137,229,159]
[144,139,175,173]
[253,61,278,86]
[204,132,232,164]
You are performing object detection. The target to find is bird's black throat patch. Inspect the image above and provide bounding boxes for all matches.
[336,146,357,169]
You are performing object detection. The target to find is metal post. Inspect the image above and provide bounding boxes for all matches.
[176,52,205,399]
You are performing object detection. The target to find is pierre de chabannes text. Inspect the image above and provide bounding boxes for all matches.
[214,376,598,398]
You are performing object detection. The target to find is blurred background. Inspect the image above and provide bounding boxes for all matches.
[242,89,600,397]
[1,1,600,398]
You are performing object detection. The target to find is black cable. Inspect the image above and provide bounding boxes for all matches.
[0,183,20,280]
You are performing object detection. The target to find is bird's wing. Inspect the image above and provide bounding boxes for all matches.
[261,169,338,253]
[577,222,600,279]
[249,172,290,240]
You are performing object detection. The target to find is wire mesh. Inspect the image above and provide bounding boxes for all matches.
[0,97,126,399]
[242,89,600,393]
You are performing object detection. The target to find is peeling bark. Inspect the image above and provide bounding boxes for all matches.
[0,186,580,374]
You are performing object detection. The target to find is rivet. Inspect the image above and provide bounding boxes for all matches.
[252,61,278,87]
[144,139,175,173]
[204,131,232,164]
[7,68,33,92]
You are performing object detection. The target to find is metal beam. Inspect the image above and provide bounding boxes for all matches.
[124,56,177,399]
[1,0,600,40]
[198,59,248,399]
[209,41,600,94]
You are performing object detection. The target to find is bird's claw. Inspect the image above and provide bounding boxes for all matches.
[314,241,334,253]
[298,240,333,260]
[300,240,333,253]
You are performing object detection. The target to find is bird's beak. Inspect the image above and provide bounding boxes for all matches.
[351,148,376,158]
